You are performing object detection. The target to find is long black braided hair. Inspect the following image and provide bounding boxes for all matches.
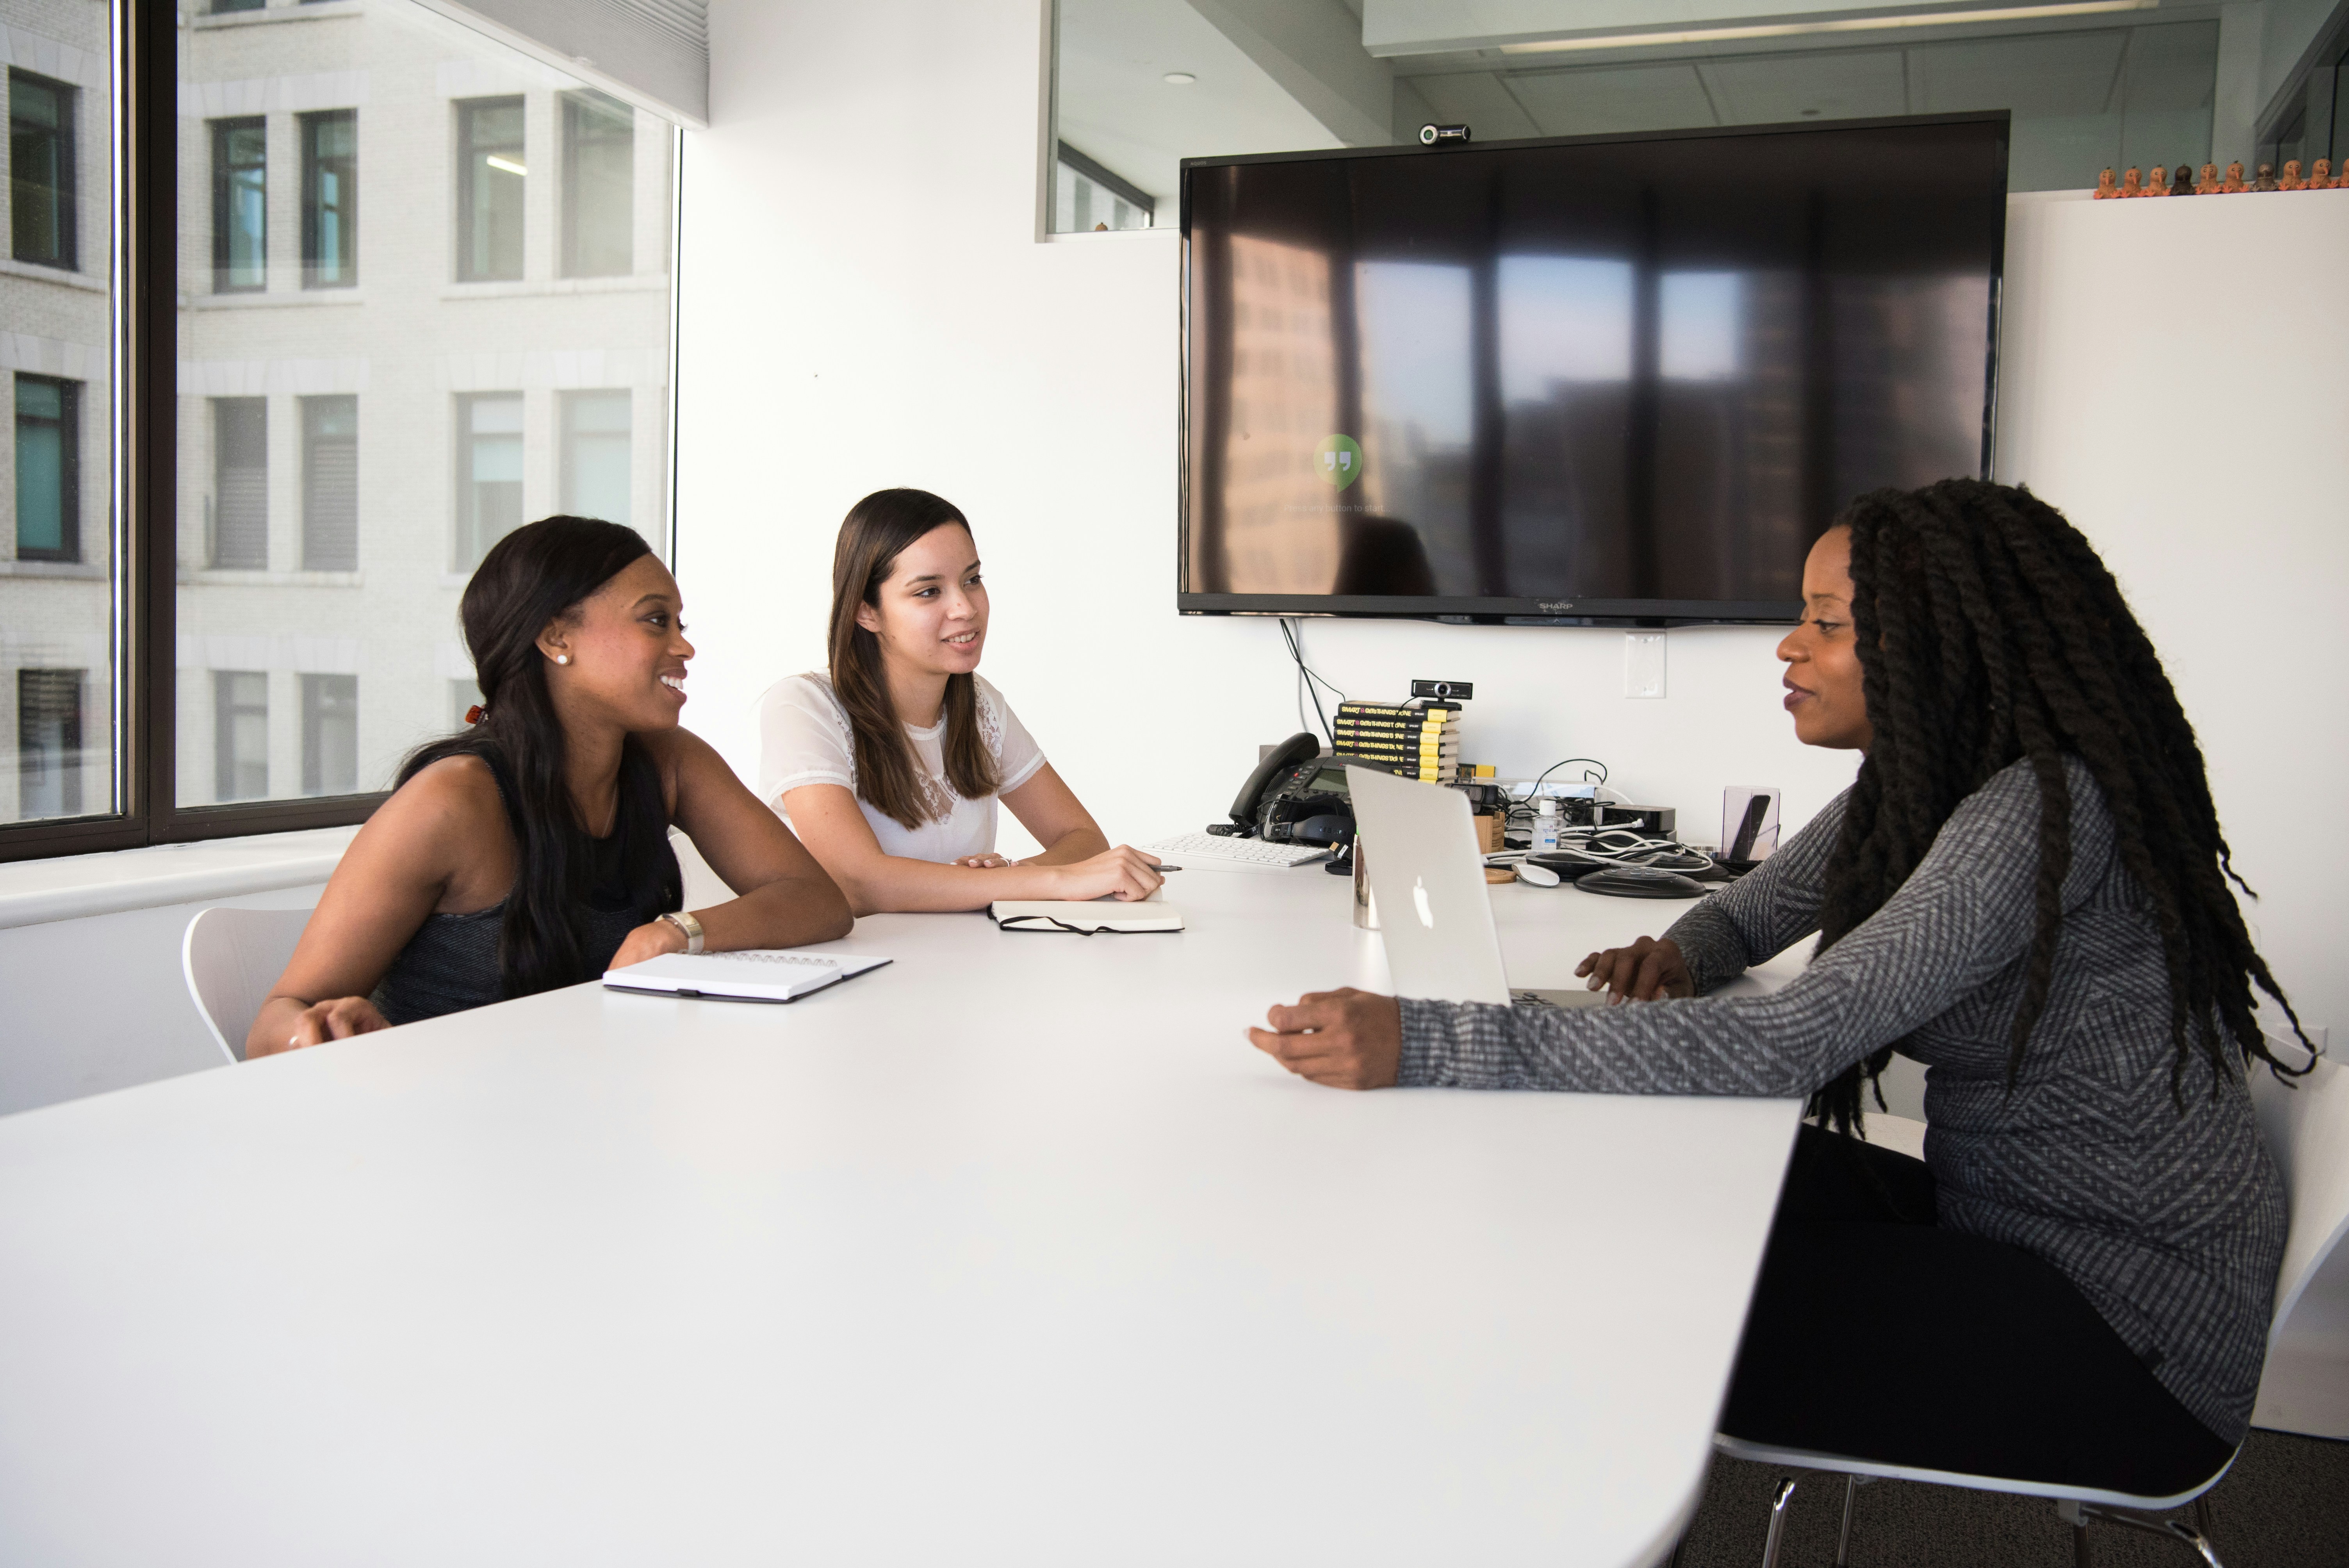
[1809,479,2310,1135]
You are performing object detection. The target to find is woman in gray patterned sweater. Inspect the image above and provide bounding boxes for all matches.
[1251,480,2310,1495]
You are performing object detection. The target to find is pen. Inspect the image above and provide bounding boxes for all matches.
[1153,864,1183,872]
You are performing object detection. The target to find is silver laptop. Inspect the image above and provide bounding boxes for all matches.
[1347,764,1606,1010]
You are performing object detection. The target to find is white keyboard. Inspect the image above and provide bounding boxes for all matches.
[1143,832,1332,869]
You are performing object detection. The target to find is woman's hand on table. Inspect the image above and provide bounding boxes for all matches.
[952,853,1012,869]
[1577,936,1692,1003]
[265,996,392,1055]
[607,916,691,971]
[1046,846,1165,902]
[1249,988,1401,1090]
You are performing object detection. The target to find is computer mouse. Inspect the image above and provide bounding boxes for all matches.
[1572,866,1709,899]
[1515,861,1562,888]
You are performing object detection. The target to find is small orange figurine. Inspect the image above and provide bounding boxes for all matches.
[2093,167,2121,199]
[2140,165,2167,197]
[2253,162,2279,191]
[2279,159,2305,191]
[2194,162,2222,194]
[2309,157,2334,190]
[2120,166,2145,196]
[2222,160,2247,193]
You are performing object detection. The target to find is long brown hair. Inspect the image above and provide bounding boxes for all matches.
[827,488,999,829]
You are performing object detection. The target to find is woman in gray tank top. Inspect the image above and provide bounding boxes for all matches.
[248,516,852,1055]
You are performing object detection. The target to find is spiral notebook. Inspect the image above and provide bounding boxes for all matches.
[602,949,892,1004]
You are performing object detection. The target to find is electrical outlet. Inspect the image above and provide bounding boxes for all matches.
[1624,631,1666,698]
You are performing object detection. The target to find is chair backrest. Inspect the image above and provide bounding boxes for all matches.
[2251,1042,2349,1338]
[182,906,313,1064]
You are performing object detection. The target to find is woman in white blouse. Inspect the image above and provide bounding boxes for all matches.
[758,488,1164,915]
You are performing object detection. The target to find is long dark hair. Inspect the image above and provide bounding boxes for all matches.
[399,516,681,1000]
[827,488,999,830]
[1810,479,2308,1134]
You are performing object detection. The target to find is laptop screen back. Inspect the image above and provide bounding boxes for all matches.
[1347,765,1512,1006]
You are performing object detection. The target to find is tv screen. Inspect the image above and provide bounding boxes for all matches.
[1179,114,2008,624]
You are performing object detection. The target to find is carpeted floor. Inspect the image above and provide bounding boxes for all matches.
[1670,1428,2349,1566]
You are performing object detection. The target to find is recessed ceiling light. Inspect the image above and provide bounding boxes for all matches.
[1164,71,1197,85]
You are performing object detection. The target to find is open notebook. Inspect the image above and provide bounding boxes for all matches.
[603,949,892,1003]
[988,901,1184,934]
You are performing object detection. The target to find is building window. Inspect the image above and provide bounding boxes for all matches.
[1052,143,1155,234]
[10,69,78,269]
[456,392,523,568]
[300,110,357,288]
[301,395,358,570]
[457,97,525,282]
[211,116,267,292]
[213,671,269,803]
[560,390,630,525]
[301,674,358,796]
[14,374,79,563]
[210,0,266,12]
[210,397,267,569]
[16,669,83,820]
[561,91,632,278]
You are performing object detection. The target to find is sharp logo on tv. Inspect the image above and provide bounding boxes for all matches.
[1314,434,1362,490]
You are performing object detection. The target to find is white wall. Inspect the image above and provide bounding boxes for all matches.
[677,0,2349,1065]
[0,883,323,1115]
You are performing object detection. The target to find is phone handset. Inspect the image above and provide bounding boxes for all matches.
[1228,732,1322,834]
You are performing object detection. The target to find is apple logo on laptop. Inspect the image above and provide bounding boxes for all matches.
[1413,875,1434,928]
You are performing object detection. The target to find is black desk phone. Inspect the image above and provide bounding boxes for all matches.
[1226,732,1356,846]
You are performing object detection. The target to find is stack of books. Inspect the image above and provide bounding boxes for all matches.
[1332,700,1461,782]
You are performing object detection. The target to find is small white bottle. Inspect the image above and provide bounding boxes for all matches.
[1531,796,1562,854]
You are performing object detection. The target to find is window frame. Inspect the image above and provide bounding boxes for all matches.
[10,67,82,271]
[13,371,83,563]
[209,112,266,293]
[298,107,357,289]
[0,1,684,864]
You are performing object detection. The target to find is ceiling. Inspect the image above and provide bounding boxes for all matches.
[1052,0,2228,222]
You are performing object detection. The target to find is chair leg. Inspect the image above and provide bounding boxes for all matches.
[2069,1502,2224,1568]
[1834,1472,1858,1566]
[1759,1475,1798,1568]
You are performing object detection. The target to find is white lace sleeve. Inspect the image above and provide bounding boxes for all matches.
[975,676,1047,794]
[756,674,857,807]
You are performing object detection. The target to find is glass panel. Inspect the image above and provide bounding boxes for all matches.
[1051,2,2222,207]
[561,91,633,278]
[560,389,630,524]
[211,116,266,292]
[177,0,677,808]
[301,109,357,288]
[0,0,113,828]
[458,96,525,282]
[10,69,78,269]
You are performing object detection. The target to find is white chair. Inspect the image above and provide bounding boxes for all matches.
[1710,1044,2349,1568]
[182,907,312,1064]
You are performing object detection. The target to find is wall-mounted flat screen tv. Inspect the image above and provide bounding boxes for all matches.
[1179,113,2009,624]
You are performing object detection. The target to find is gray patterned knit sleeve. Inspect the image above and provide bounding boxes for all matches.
[1398,763,2101,1093]
[1661,790,1847,994]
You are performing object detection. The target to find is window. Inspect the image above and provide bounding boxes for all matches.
[10,70,78,269]
[301,395,358,570]
[560,390,631,525]
[210,397,266,569]
[210,0,265,12]
[5,0,681,858]
[16,670,84,820]
[212,671,269,803]
[1053,143,1153,234]
[301,674,358,796]
[561,91,633,278]
[14,375,79,563]
[211,117,266,292]
[449,678,482,731]
[300,110,357,288]
[457,97,525,282]
[456,392,523,568]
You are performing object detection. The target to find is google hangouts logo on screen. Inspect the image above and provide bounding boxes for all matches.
[1315,434,1362,490]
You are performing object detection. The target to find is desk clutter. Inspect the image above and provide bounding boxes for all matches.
[1331,699,1464,784]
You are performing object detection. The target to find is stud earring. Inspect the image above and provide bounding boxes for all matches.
[555,654,569,665]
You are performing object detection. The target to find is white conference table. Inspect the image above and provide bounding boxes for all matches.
[0,859,1808,1567]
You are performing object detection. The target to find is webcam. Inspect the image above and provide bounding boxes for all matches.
[1418,123,1471,147]
[1411,679,1474,700]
